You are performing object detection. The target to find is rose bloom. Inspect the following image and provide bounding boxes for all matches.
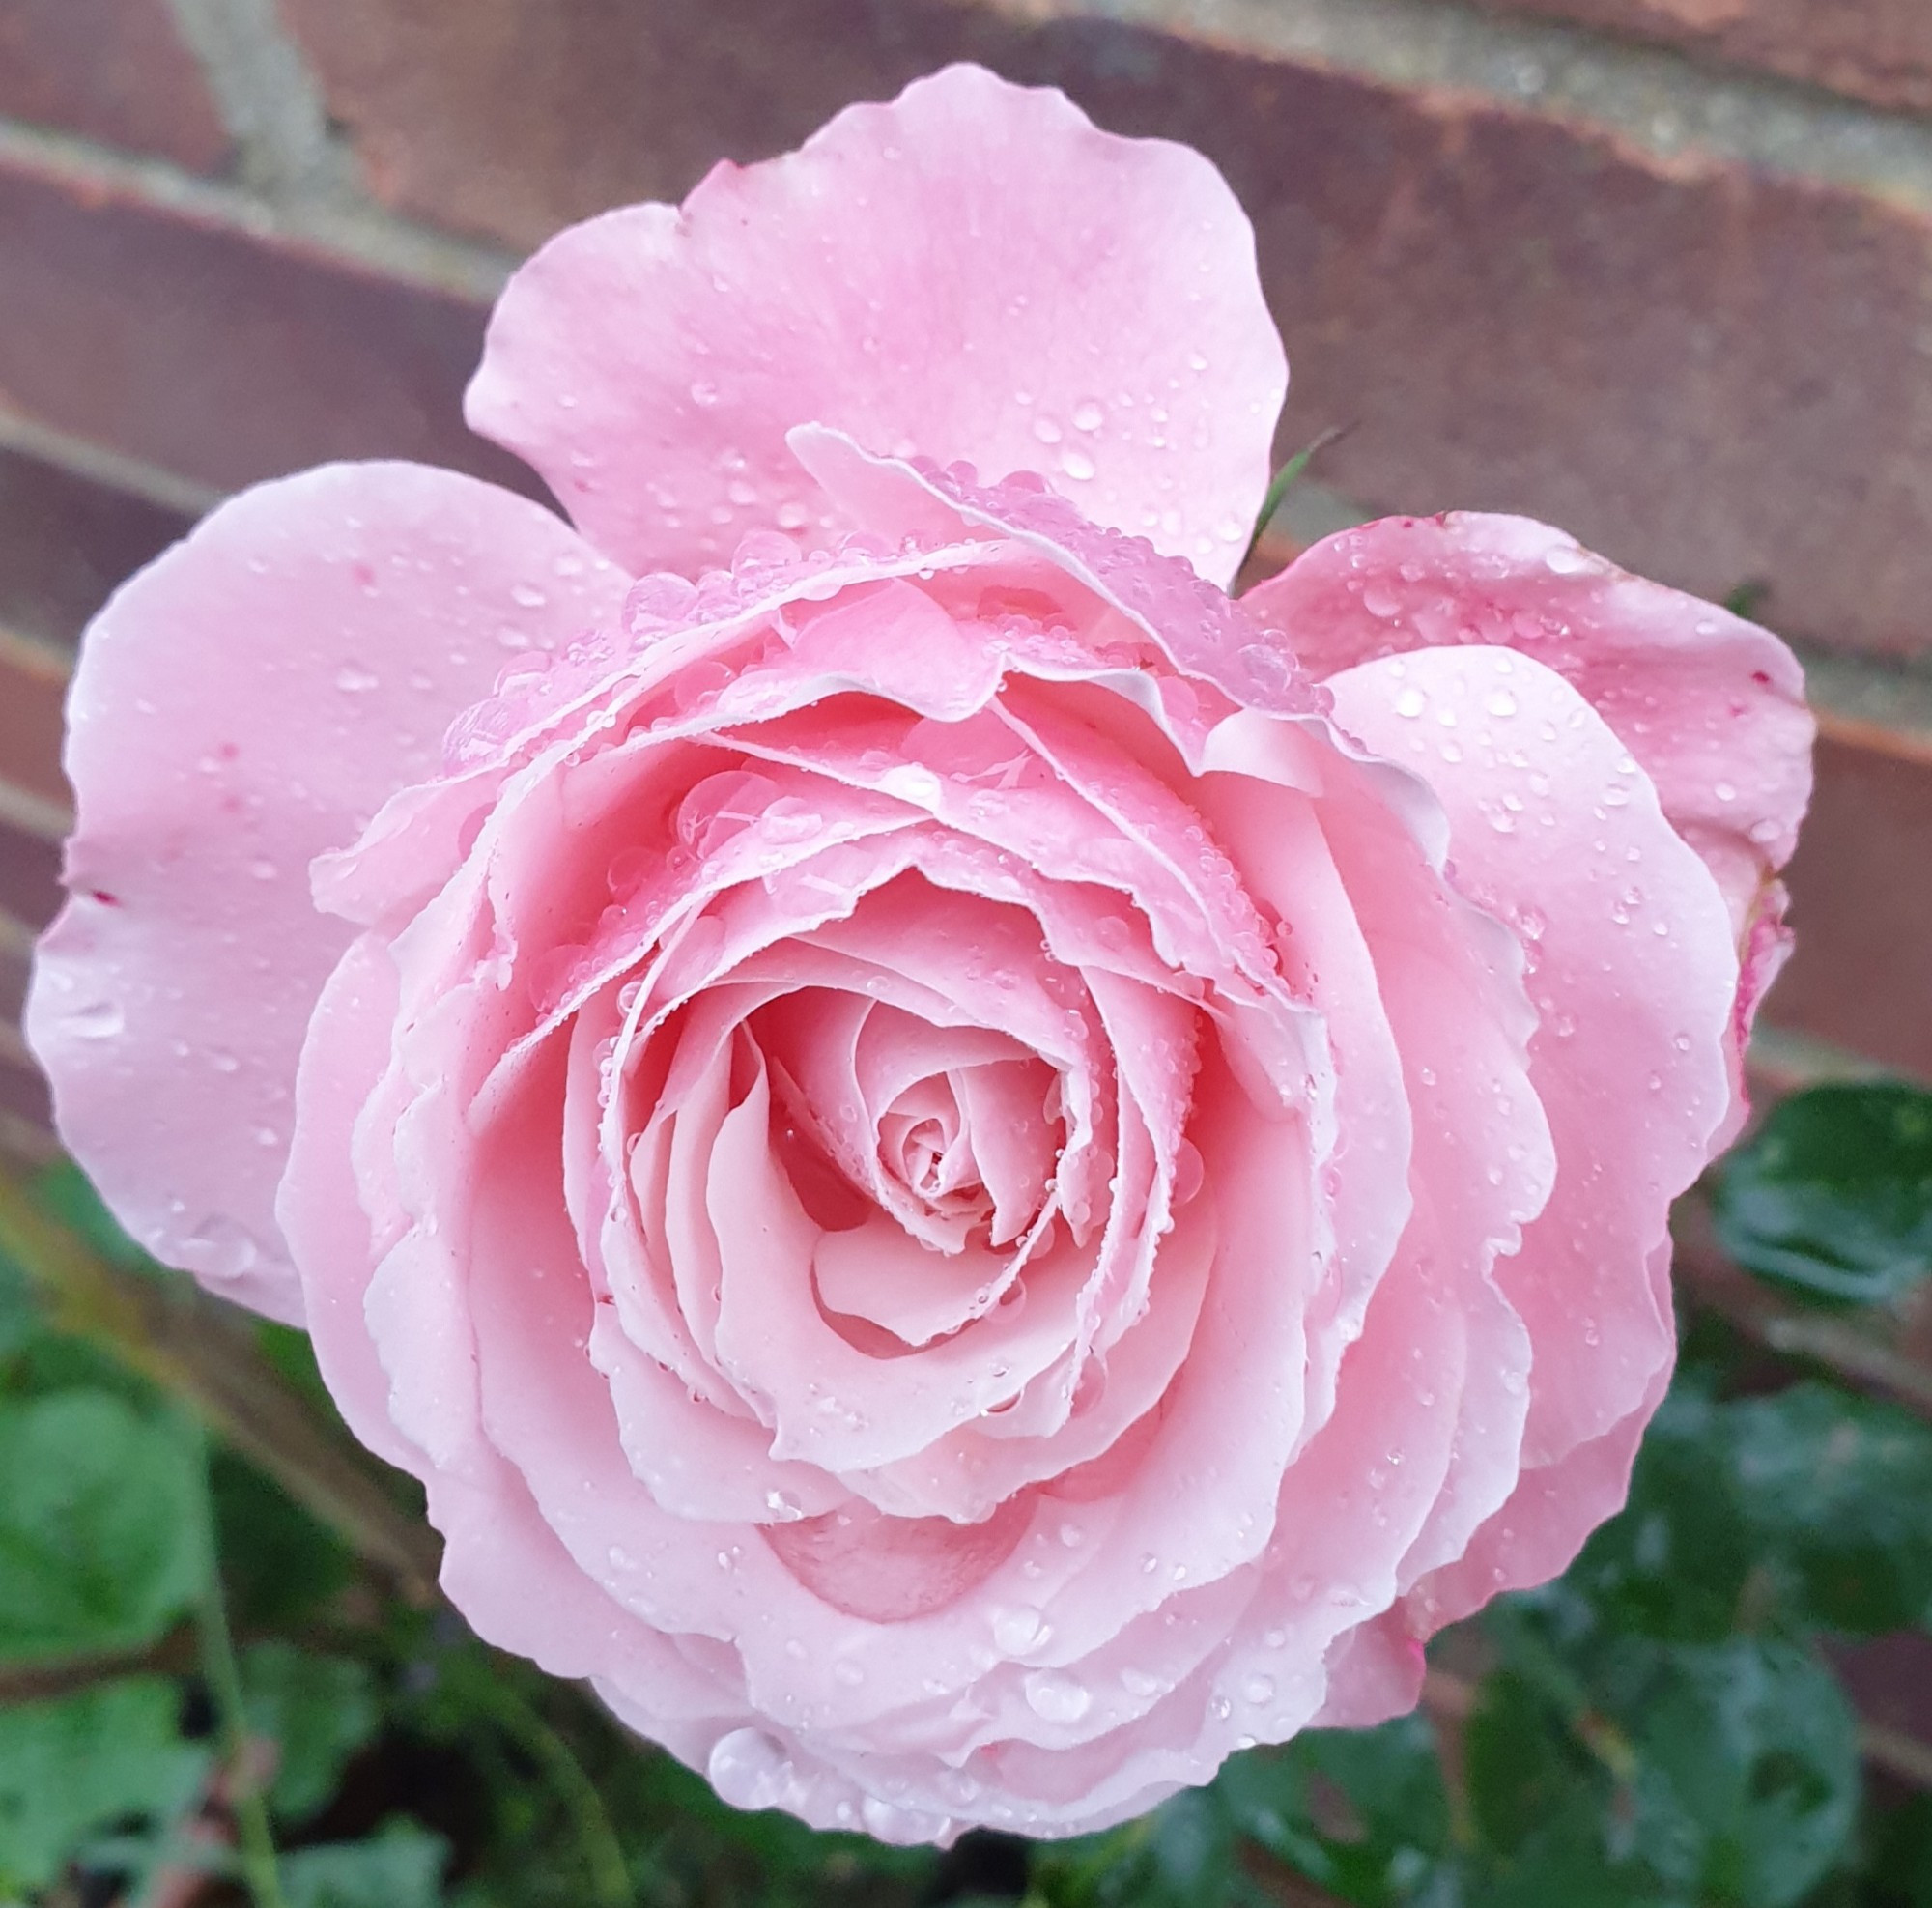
[30,67,1809,1841]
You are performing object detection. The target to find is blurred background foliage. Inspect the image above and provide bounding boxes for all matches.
[5,1076,1932,1907]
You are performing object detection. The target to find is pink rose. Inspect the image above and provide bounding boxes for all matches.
[29,66,1810,1841]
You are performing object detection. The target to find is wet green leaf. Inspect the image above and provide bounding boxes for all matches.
[0,1677,208,1891]
[1630,1639,1860,1908]
[280,1817,450,1908]
[1724,1382,1932,1635]
[213,1447,355,1629]
[0,1388,201,1662]
[1221,1716,1450,1904]
[1714,1083,1932,1305]
[242,1641,381,1823]
[1567,1382,1756,1642]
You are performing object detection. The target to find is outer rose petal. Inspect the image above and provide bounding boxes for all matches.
[1327,647,1735,1541]
[467,65,1285,587]
[1241,512,1814,926]
[27,464,625,1321]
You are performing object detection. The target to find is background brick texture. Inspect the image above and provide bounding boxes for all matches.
[0,0,1929,1153]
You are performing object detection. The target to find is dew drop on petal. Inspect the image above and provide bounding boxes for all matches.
[993,1607,1048,1655]
[1024,1671,1092,1723]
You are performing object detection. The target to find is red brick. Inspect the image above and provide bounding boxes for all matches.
[0,150,540,502]
[281,0,1932,660]
[0,647,67,815]
[0,825,60,935]
[277,0,964,251]
[0,0,229,171]
[1462,0,1932,116]
[0,942,24,1027]
[0,1056,51,1138]
[0,445,195,646]
[1763,732,1932,1078]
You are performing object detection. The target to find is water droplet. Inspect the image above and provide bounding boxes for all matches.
[1545,545,1591,575]
[1072,399,1105,431]
[1238,643,1293,698]
[68,1000,125,1039]
[690,380,722,408]
[1395,686,1427,719]
[1243,1672,1276,1705]
[833,1661,866,1688]
[1120,1666,1163,1698]
[1032,416,1064,445]
[763,1489,804,1522]
[1059,447,1096,482]
[510,583,548,610]
[994,1607,1048,1654]
[247,858,277,882]
[1024,1670,1092,1723]
[335,664,380,694]
[706,1729,791,1811]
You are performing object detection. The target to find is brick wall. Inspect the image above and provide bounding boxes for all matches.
[2,0,1929,1160]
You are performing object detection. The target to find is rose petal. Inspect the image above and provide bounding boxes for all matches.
[1327,647,1735,1467]
[29,463,624,1320]
[468,65,1284,586]
[1243,512,1813,930]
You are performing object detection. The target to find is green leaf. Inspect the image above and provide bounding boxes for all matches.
[1570,1372,1932,1640]
[1868,1792,1932,1906]
[280,1817,449,1908]
[1714,1083,1932,1305]
[0,1389,202,1662]
[29,1157,160,1274]
[1145,1787,1236,1902]
[1724,1382,1932,1635]
[0,1239,40,1367]
[0,1677,209,1891]
[1630,1639,1860,1908]
[1030,1792,1238,1907]
[213,1447,355,1629]
[1566,1381,1756,1643]
[1221,1716,1451,1903]
[1464,1670,1609,1868]
[242,1641,381,1824]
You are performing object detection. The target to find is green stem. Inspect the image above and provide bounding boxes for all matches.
[185,1411,288,1908]
[462,1661,631,1908]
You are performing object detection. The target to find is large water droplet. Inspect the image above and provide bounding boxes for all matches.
[994,1607,1048,1654]
[706,1729,791,1811]
[1024,1670,1092,1723]
[68,1000,125,1039]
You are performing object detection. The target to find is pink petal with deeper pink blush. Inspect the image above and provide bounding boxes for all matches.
[29,463,623,1320]
[468,66,1284,587]
[1328,648,1734,1474]
[1242,512,1813,933]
